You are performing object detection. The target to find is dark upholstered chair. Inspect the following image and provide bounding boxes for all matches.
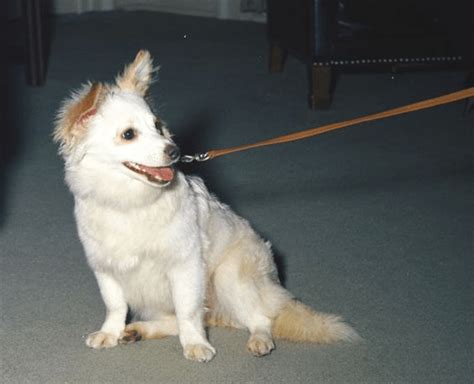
[267,0,474,109]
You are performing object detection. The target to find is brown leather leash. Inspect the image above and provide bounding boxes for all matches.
[180,87,474,163]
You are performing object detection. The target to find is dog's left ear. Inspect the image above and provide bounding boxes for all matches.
[116,50,155,96]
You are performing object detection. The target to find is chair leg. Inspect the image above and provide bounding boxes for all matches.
[23,0,45,86]
[308,64,332,109]
[269,43,287,73]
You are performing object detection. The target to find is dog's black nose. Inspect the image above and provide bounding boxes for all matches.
[165,145,180,161]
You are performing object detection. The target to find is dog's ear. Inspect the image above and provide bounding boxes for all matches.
[54,82,106,154]
[115,50,155,96]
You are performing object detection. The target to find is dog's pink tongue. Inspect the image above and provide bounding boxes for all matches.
[146,166,174,181]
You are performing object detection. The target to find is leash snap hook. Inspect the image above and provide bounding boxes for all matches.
[180,152,210,163]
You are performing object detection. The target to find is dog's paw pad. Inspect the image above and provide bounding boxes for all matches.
[119,329,142,344]
[85,331,119,349]
[183,343,216,362]
[247,335,275,357]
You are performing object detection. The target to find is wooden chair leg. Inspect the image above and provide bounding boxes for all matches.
[308,64,332,109]
[269,43,287,73]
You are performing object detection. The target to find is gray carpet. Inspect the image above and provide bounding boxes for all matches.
[2,11,472,384]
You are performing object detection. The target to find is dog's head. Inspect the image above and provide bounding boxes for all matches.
[54,51,181,197]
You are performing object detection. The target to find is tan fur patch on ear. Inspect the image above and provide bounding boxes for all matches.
[66,82,103,134]
[54,82,106,155]
[116,50,154,96]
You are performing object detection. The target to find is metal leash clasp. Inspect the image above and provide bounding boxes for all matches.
[180,152,210,163]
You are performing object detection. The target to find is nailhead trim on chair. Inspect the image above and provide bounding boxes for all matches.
[314,56,464,66]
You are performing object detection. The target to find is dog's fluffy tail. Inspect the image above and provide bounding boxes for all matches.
[272,299,360,344]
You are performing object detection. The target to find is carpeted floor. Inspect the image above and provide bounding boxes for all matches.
[2,11,472,384]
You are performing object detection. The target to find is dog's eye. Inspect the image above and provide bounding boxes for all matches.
[121,128,136,141]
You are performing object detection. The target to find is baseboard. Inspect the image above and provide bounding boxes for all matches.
[52,0,266,22]
[53,0,115,14]
[114,0,216,18]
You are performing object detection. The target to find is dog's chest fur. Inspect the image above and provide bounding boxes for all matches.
[74,180,195,272]
[72,177,203,315]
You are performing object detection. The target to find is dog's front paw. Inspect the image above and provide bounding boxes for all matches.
[183,343,216,362]
[86,331,119,349]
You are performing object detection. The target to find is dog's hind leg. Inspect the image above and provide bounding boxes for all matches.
[120,315,179,344]
[212,248,290,357]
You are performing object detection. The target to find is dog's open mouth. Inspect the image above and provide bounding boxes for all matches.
[123,161,175,184]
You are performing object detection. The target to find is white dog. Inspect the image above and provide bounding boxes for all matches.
[54,50,359,362]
